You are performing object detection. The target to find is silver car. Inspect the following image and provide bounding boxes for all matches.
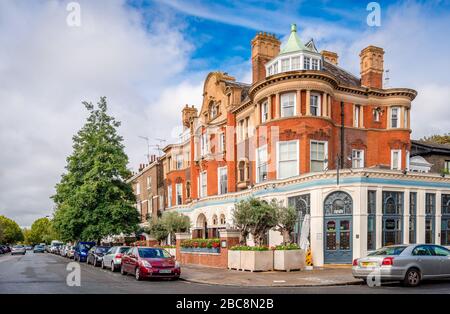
[353,244,450,286]
[101,246,130,272]
[11,245,26,255]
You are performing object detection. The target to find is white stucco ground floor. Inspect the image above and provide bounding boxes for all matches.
[169,169,450,266]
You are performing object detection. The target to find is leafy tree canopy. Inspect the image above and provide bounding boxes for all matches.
[52,97,140,243]
[25,217,59,245]
[0,215,24,244]
[419,133,450,145]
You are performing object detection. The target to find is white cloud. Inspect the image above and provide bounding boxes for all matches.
[0,0,197,226]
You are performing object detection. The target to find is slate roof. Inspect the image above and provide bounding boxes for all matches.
[411,140,450,156]
[322,60,361,87]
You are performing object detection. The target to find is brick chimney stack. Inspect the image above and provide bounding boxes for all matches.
[182,104,198,129]
[251,32,281,84]
[321,50,339,65]
[360,45,384,89]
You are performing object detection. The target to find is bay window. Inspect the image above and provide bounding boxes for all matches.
[351,149,364,168]
[256,145,268,183]
[175,183,182,205]
[310,141,328,172]
[304,57,310,70]
[310,94,320,116]
[199,172,207,198]
[391,107,399,128]
[261,101,268,123]
[281,93,295,117]
[281,58,290,72]
[391,149,401,170]
[291,56,300,70]
[167,185,172,208]
[218,167,228,195]
[277,140,299,179]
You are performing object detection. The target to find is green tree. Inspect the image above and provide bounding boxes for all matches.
[420,133,450,145]
[146,220,169,245]
[271,199,298,245]
[52,97,140,243]
[25,217,59,245]
[163,211,191,243]
[0,215,24,244]
[233,197,278,246]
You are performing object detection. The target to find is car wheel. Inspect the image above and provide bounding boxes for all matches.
[135,268,142,281]
[111,262,116,272]
[120,265,127,276]
[404,268,421,287]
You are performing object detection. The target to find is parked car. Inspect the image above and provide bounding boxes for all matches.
[67,246,75,259]
[1,245,11,253]
[353,244,450,287]
[73,242,96,262]
[33,245,45,253]
[25,245,33,251]
[101,246,130,272]
[87,246,110,267]
[0,246,5,254]
[120,247,180,281]
[11,245,26,255]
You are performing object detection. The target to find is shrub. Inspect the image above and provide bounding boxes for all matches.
[229,245,269,251]
[273,243,300,250]
[181,238,220,249]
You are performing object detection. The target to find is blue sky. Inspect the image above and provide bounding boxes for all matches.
[1,0,450,226]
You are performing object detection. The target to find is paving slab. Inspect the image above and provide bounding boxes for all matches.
[180,264,361,287]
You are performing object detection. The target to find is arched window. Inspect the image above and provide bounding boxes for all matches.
[220,214,226,225]
[238,159,249,182]
[212,214,218,226]
[209,101,218,119]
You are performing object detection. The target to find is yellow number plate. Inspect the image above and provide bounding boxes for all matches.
[361,262,377,267]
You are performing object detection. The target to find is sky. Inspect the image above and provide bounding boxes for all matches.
[0,0,449,227]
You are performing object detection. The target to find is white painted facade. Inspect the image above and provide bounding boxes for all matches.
[169,169,450,266]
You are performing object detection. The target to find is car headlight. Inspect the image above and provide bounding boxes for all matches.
[175,261,180,268]
[141,260,152,268]
[80,252,86,256]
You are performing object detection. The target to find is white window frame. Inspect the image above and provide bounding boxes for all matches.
[404,108,409,129]
[310,93,321,116]
[280,92,296,117]
[291,56,300,70]
[351,149,364,168]
[406,150,410,171]
[304,57,311,70]
[167,185,172,208]
[276,140,299,179]
[200,133,208,156]
[256,145,268,183]
[136,182,140,195]
[219,132,225,153]
[281,58,290,72]
[390,107,399,128]
[374,109,380,122]
[261,101,268,123]
[391,149,402,170]
[218,166,228,195]
[199,171,207,198]
[175,183,182,205]
[176,154,183,169]
[445,160,450,172]
[311,58,319,70]
[146,176,152,190]
[273,61,279,74]
[354,105,361,128]
[310,140,328,172]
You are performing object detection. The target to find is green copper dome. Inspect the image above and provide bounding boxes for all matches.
[279,24,307,55]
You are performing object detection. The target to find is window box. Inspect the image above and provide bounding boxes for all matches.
[273,249,305,271]
[229,249,273,272]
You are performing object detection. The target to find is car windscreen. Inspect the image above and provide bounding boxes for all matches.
[368,246,407,256]
[79,243,94,251]
[138,248,171,258]
[96,247,109,253]
[119,247,130,253]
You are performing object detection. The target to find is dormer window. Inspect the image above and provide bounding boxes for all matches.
[265,24,323,77]
[281,58,290,72]
[209,102,218,119]
[304,57,310,69]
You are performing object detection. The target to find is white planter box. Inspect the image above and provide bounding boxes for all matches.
[273,249,305,271]
[228,250,241,270]
[240,250,273,272]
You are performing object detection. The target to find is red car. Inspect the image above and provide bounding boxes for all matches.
[120,247,180,281]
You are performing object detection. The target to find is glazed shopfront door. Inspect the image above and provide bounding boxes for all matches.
[324,217,352,264]
[323,191,354,264]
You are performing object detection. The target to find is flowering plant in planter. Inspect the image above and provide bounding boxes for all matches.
[181,238,220,250]
[273,243,300,250]
[230,245,269,251]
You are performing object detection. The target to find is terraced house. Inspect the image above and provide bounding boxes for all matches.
[133,24,450,266]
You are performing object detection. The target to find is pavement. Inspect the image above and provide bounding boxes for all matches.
[180,264,360,287]
[2,251,450,294]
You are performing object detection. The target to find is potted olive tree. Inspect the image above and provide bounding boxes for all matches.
[272,200,305,271]
[229,197,277,271]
